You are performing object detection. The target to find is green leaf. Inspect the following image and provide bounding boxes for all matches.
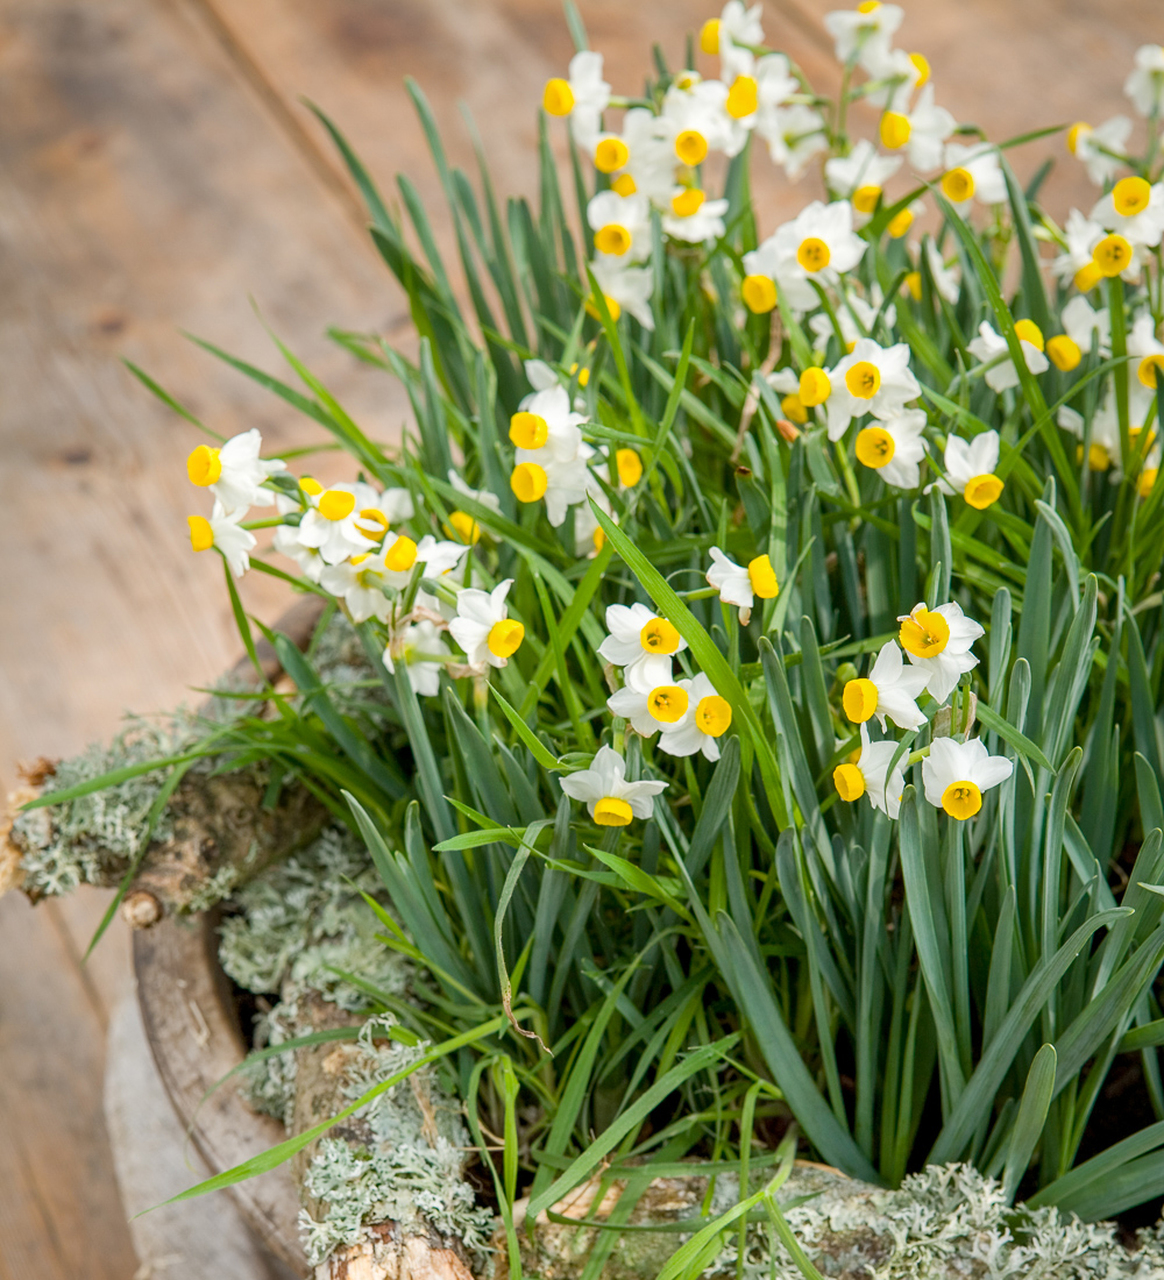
[1001,1043,1056,1203]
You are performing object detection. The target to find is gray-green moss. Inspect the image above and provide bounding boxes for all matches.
[12,715,193,898]
[298,1016,495,1268]
[715,1163,1164,1280]
[9,610,383,904]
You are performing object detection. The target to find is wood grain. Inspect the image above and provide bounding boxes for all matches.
[134,911,308,1273]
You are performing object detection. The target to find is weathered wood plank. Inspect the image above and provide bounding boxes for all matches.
[0,0,407,799]
[0,892,139,1279]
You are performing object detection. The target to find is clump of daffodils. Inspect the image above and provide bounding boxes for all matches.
[176,10,1164,847]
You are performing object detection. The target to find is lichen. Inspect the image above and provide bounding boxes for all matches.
[708,1163,1164,1280]
[11,715,194,898]
[298,1016,495,1268]
[8,609,382,903]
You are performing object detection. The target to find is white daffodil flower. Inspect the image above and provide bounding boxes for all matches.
[897,600,984,703]
[1125,44,1164,118]
[597,602,688,688]
[706,547,778,625]
[416,535,470,579]
[558,745,668,826]
[746,201,867,316]
[877,85,955,174]
[513,445,593,528]
[862,44,929,112]
[1068,116,1132,187]
[297,484,380,565]
[446,469,502,545]
[920,240,960,304]
[825,339,921,441]
[843,641,928,731]
[449,579,524,669]
[853,408,927,489]
[823,3,904,73]
[833,724,906,819]
[1128,313,1164,422]
[320,539,417,624]
[186,428,286,514]
[587,190,652,265]
[967,321,1049,393]
[510,384,588,457]
[755,103,829,180]
[346,480,416,546]
[928,430,1004,510]
[187,501,256,578]
[606,666,689,739]
[589,258,656,330]
[616,108,679,206]
[273,524,326,583]
[1061,294,1111,356]
[824,139,902,214]
[808,287,897,350]
[923,737,1013,820]
[1091,177,1164,250]
[661,74,747,161]
[662,188,730,244]
[383,619,450,698]
[574,485,615,559]
[1058,402,1122,475]
[941,142,1007,209]
[657,672,734,761]
[704,0,765,79]
[543,51,611,151]
[1052,209,1107,287]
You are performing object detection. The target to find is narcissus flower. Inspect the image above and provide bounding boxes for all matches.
[558,745,668,825]
[880,86,955,173]
[606,667,689,738]
[383,619,450,698]
[657,672,734,761]
[1067,116,1132,186]
[702,0,765,78]
[615,108,680,205]
[661,74,746,161]
[296,484,380,565]
[923,737,1013,819]
[662,187,730,243]
[1125,44,1164,118]
[1052,209,1108,290]
[187,501,256,577]
[853,409,927,489]
[1060,294,1111,357]
[832,724,906,819]
[967,321,1049,393]
[186,428,286,514]
[843,640,928,731]
[588,190,652,263]
[825,338,921,441]
[929,430,1004,509]
[755,102,829,179]
[824,139,901,219]
[941,142,1006,208]
[449,579,525,669]
[543,51,611,150]
[319,542,417,623]
[823,3,904,73]
[1091,177,1164,251]
[589,258,656,330]
[598,602,688,687]
[897,601,983,703]
[706,547,778,624]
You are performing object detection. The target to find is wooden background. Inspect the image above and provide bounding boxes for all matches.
[0,0,1158,1273]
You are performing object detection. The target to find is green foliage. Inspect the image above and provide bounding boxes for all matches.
[45,6,1164,1268]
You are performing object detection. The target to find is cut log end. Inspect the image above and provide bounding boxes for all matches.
[316,1227,476,1280]
[122,889,164,929]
